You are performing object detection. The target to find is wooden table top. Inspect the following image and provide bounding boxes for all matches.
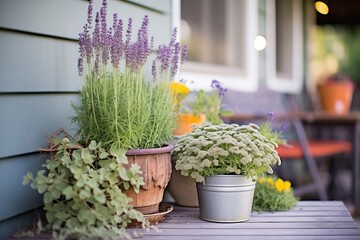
[8,202,360,240]
[126,201,360,240]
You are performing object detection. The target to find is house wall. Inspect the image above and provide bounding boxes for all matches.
[0,0,172,238]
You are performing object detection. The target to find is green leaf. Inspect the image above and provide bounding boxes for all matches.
[99,152,109,159]
[63,186,74,200]
[61,155,71,166]
[37,184,47,194]
[88,140,98,150]
[46,211,56,224]
[87,179,98,189]
[78,208,92,223]
[44,192,53,204]
[81,148,95,164]
[123,181,130,190]
[94,189,106,204]
[110,146,128,164]
[79,188,91,199]
[99,159,111,168]
[22,172,33,185]
[118,167,130,181]
[51,189,61,200]
[109,162,117,170]
[55,211,70,221]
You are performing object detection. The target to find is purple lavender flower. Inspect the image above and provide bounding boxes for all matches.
[100,0,110,65]
[152,60,157,80]
[136,15,150,67]
[125,18,133,47]
[181,44,188,64]
[169,28,178,48]
[113,13,118,31]
[83,24,93,64]
[157,45,171,72]
[211,80,227,96]
[280,121,288,132]
[171,42,181,76]
[87,0,93,28]
[111,18,123,68]
[78,57,84,76]
[267,111,274,121]
[78,0,186,78]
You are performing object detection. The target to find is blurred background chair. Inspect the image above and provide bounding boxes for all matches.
[223,89,352,200]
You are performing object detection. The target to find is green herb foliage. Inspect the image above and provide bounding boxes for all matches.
[23,137,147,239]
[252,176,299,212]
[73,70,176,150]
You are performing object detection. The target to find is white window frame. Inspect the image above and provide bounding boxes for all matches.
[172,0,259,92]
[266,0,304,93]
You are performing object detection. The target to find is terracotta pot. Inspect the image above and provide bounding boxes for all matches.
[167,166,199,207]
[318,82,354,114]
[124,145,173,214]
[173,114,206,136]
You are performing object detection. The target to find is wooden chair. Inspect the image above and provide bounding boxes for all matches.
[222,90,352,200]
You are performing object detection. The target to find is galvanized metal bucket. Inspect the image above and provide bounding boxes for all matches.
[197,175,256,222]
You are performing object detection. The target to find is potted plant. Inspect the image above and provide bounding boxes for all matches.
[168,80,233,207]
[73,0,187,215]
[24,133,146,239]
[173,122,282,222]
[252,176,298,212]
[171,79,233,136]
[317,73,354,114]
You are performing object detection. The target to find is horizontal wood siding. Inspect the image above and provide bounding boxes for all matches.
[0,154,46,221]
[0,0,172,238]
[0,0,170,45]
[0,31,80,92]
[0,94,79,158]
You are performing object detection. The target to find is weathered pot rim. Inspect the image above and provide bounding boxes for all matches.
[126,144,174,156]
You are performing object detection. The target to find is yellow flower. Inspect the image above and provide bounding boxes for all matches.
[283,180,291,193]
[170,82,190,96]
[265,177,274,185]
[170,82,190,113]
[258,178,265,184]
[275,178,291,192]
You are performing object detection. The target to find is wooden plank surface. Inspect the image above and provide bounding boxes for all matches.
[125,201,360,239]
[7,201,360,240]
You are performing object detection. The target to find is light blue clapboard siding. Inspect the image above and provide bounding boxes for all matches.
[0,0,171,46]
[0,94,80,158]
[126,0,170,13]
[0,153,46,221]
[0,0,173,238]
[0,31,80,92]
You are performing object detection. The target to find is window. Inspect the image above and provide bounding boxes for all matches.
[174,0,259,92]
[266,0,304,93]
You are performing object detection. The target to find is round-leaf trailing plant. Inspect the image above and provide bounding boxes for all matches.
[173,123,282,183]
[23,134,147,240]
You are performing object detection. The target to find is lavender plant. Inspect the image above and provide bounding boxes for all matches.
[73,0,187,150]
[173,123,281,182]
